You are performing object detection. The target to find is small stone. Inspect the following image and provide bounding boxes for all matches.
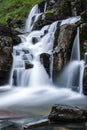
[25,62,33,69]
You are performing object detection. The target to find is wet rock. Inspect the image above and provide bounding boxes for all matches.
[16,50,20,56]
[81,10,87,23]
[32,37,38,44]
[40,53,50,77]
[3,47,12,56]
[14,27,25,34]
[53,24,77,79]
[38,1,46,12]
[25,62,33,69]
[83,67,87,95]
[80,23,87,58]
[22,55,28,61]
[0,71,10,85]
[24,119,49,130]
[0,26,13,85]
[48,104,86,122]
[22,49,30,54]
[13,70,17,86]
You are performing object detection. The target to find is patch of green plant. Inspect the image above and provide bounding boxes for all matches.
[0,0,42,25]
[45,10,53,14]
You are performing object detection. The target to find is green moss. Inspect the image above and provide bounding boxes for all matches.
[0,0,42,25]
[45,10,53,14]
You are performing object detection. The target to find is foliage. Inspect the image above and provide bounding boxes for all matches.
[0,0,42,25]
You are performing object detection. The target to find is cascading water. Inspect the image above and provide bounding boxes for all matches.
[0,3,86,114]
[25,4,41,33]
[70,28,80,61]
[66,28,81,88]
[55,25,85,94]
[60,16,81,26]
[64,27,85,94]
[10,4,58,87]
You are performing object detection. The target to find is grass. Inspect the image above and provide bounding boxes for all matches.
[0,0,42,25]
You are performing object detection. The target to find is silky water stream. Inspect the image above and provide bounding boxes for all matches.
[0,3,87,130]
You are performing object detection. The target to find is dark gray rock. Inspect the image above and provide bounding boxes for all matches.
[32,37,38,44]
[80,23,87,58]
[13,70,17,86]
[81,10,87,23]
[25,62,33,69]
[40,53,50,77]
[48,104,86,122]
[0,26,13,85]
[53,24,77,80]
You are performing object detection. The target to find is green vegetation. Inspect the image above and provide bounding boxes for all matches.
[0,0,42,25]
[45,10,53,14]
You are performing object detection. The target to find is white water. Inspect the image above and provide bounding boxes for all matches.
[79,60,85,94]
[44,2,47,12]
[60,16,81,26]
[55,26,85,94]
[0,4,86,115]
[10,15,58,87]
[25,4,41,33]
[70,28,80,61]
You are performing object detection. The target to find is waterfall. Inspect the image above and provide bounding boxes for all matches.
[60,16,81,26]
[79,61,85,94]
[44,2,47,12]
[55,26,85,94]
[67,27,84,94]
[25,4,41,33]
[10,7,58,87]
[70,28,80,61]
[0,2,87,114]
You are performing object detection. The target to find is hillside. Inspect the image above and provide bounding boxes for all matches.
[0,0,42,25]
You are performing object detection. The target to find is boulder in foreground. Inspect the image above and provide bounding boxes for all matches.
[48,104,87,123]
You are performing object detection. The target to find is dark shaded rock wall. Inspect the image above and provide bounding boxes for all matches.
[0,26,13,85]
[53,24,77,80]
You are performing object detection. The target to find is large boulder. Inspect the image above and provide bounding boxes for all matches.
[48,104,86,122]
[0,26,13,85]
[53,24,77,79]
